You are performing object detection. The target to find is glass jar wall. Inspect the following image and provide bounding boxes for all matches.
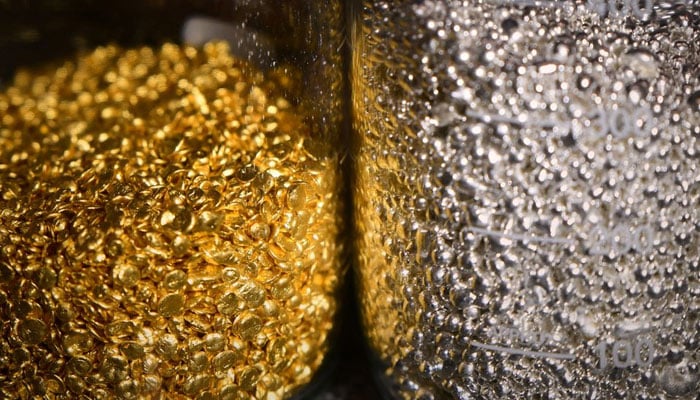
[0,1,347,399]
[352,1,699,399]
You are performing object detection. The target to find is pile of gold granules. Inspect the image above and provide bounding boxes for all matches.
[0,42,344,399]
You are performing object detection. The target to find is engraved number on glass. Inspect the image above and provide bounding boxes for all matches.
[596,338,655,369]
[588,106,653,139]
[586,0,653,19]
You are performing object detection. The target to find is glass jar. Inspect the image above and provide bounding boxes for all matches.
[0,1,347,399]
[352,1,699,398]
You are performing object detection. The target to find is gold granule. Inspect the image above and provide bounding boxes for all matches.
[0,42,343,399]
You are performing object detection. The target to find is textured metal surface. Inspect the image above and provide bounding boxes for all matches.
[0,42,344,399]
[352,1,700,398]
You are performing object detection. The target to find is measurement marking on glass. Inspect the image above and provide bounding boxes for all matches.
[467,103,655,140]
[489,0,569,9]
[471,341,576,360]
[465,110,567,129]
[466,227,576,245]
[596,338,655,369]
